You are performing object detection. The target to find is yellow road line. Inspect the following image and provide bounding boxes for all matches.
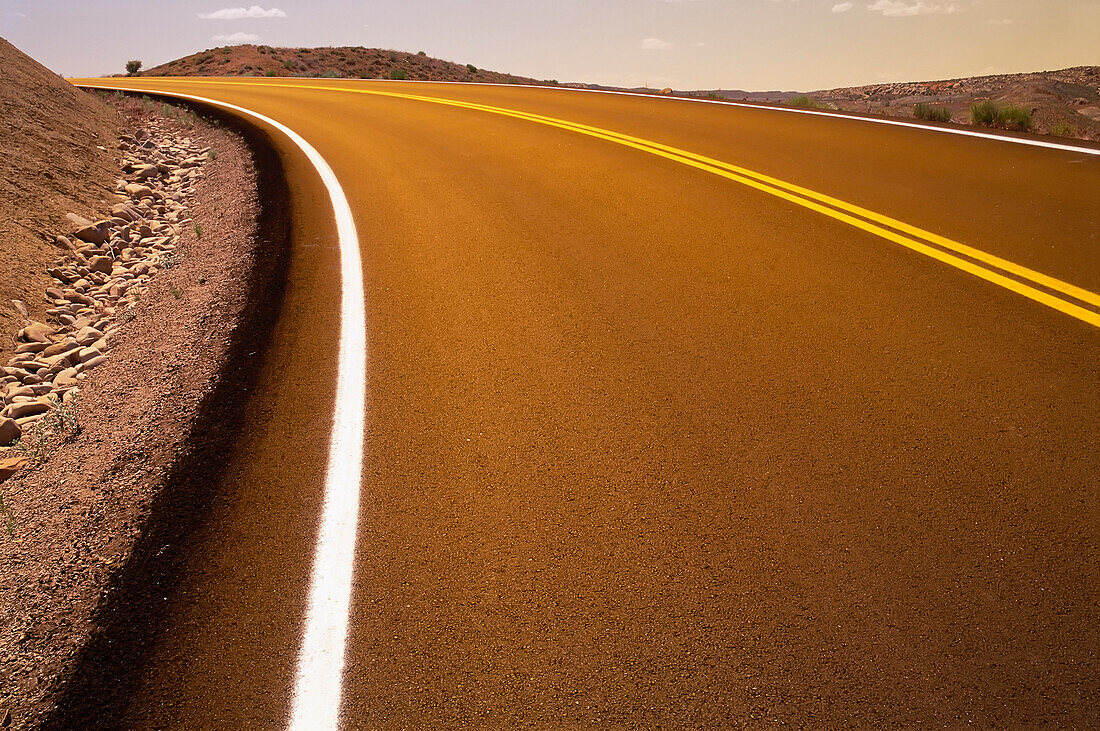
[76,78,1100,329]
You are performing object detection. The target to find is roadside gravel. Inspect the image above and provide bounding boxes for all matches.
[0,99,261,729]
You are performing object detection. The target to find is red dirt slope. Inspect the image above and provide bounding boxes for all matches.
[0,37,121,357]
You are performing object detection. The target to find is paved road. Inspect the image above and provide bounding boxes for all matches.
[74,78,1098,728]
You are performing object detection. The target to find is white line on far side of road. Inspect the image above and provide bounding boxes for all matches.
[77,85,366,730]
[348,78,1100,157]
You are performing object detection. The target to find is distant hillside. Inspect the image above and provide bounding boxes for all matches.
[142,44,557,86]
[683,66,1100,141]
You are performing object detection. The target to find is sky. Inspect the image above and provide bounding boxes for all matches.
[0,0,1096,91]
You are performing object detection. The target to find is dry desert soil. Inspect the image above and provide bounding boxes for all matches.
[0,38,283,729]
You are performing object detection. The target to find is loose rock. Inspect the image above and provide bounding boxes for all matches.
[0,418,21,446]
[0,454,28,481]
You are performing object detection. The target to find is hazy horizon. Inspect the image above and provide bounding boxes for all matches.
[1,0,1096,91]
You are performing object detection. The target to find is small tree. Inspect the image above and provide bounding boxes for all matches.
[125,59,142,76]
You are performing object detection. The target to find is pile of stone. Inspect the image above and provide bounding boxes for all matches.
[0,121,211,452]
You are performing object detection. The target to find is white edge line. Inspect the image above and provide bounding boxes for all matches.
[78,84,366,730]
[211,76,1100,157]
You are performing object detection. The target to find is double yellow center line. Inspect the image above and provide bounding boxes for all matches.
[79,78,1100,329]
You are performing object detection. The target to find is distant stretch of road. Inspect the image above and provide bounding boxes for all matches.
[73,76,1099,728]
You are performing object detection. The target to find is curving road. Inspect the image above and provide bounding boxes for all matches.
[73,77,1099,728]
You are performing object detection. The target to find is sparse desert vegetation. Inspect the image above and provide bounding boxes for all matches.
[787,95,820,109]
[914,102,952,122]
[970,100,1032,131]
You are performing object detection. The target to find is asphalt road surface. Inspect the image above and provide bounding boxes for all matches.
[73,77,1098,728]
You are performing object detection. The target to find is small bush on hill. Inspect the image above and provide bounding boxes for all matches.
[970,100,1031,131]
[787,95,819,109]
[125,59,142,76]
[971,101,999,125]
[265,70,277,77]
[998,105,1032,131]
[466,63,478,74]
[390,68,408,80]
[914,103,952,122]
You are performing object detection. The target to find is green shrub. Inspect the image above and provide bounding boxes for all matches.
[321,69,339,78]
[970,101,1031,131]
[971,100,998,125]
[466,63,478,74]
[390,68,407,80]
[417,50,427,56]
[265,69,277,77]
[125,59,142,76]
[1051,123,1075,137]
[914,103,952,123]
[283,59,296,70]
[787,95,818,109]
[999,105,1032,131]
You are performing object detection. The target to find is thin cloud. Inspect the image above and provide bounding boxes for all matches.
[832,2,855,11]
[212,31,261,43]
[199,5,286,20]
[866,1,959,16]
[641,38,673,50]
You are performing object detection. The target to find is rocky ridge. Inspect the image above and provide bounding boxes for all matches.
[0,124,212,474]
[684,66,1100,141]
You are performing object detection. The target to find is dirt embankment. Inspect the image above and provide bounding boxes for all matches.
[0,38,123,359]
[142,43,559,85]
[0,40,283,729]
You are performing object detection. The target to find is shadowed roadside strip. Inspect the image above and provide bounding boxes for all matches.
[75,84,369,730]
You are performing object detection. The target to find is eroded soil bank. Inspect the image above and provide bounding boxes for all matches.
[0,92,289,729]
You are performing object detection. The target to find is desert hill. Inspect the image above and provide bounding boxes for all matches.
[143,44,556,86]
